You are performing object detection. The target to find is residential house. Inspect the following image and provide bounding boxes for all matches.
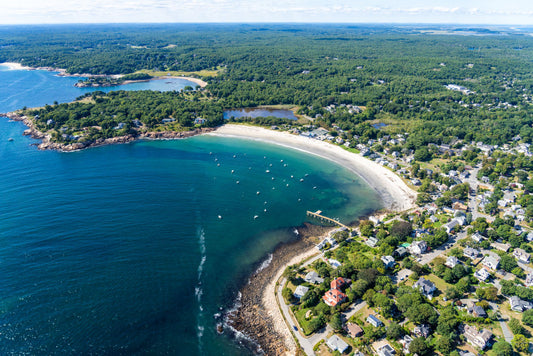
[393,246,408,259]
[474,268,490,282]
[513,248,530,263]
[413,324,431,338]
[346,323,363,338]
[304,271,324,285]
[464,325,492,350]
[381,255,396,269]
[445,256,460,268]
[162,118,175,123]
[329,259,342,269]
[482,254,500,270]
[326,335,349,354]
[294,285,309,299]
[492,241,511,252]
[443,219,460,234]
[194,118,206,125]
[366,314,383,328]
[409,240,428,255]
[366,237,378,248]
[468,305,487,318]
[509,296,533,312]
[331,277,349,290]
[413,277,436,299]
[464,247,480,259]
[377,343,396,356]
[399,335,413,354]
[323,289,347,307]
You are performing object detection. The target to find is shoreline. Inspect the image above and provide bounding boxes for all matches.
[208,124,416,212]
[3,112,215,151]
[0,62,208,88]
[225,223,330,356]
[214,124,416,355]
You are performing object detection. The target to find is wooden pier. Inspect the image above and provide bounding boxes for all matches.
[306,210,349,230]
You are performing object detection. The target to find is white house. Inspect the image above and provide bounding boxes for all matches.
[409,240,428,255]
[445,256,460,268]
[381,255,396,269]
[294,285,309,299]
[326,335,349,353]
[464,247,480,259]
[474,268,490,282]
[366,314,383,328]
[513,248,530,263]
[482,254,500,270]
[304,271,324,285]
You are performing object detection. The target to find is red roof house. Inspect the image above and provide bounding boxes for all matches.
[323,288,347,307]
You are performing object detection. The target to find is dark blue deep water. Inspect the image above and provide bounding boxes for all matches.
[0,65,381,355]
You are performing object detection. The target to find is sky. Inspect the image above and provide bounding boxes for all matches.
[0,0,532,25]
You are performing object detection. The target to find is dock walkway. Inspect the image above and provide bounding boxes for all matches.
[306,210,349,230]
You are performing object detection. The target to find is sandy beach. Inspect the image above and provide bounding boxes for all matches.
[0,62,32,70]
[215,124,416,355]
[209,124,416,212]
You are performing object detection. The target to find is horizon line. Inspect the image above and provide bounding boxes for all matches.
[0,22,531,27]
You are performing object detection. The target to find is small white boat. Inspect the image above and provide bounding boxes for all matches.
[256,191,260,195]
[231,170,234,173]
[300,178,304,182]
[236,181,240,184]
[8,138,14,141]
[218,215,222,219]
[254,215,259,219]
[233,155,236,158]
[266,170,270,173]
[271,177,274,180]
[313,186,317,189]
[217,163,220,167]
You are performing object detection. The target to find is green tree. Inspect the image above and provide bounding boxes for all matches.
[359,220,374,236]
[492,340,514,356]
[512,334,528,352]
[409,337,431,355]
[386,322,404,340]
[436,336,454,355]
[329,313,343,332]
[522,308,533,327]
[508,318,524,335]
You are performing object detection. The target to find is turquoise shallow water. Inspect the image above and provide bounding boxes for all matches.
[0,67,381,355]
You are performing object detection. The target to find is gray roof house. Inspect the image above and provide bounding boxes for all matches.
[304,271,324,285]
[468,305,488,318]
[474,268,490,282]
[366,314,383,328]
[326,335,349,353]
[464,325,492,350]
[464,247,480,259]
[294,285,309,299]
[513,248,530,263]
[366,237,379,248]
[377,343,396,356]
[482,254,500,270]
[509,296,533,312]
[381,255,396,269]
[413,277,436,298]
[443,219,460,234]
[526,272,533,287]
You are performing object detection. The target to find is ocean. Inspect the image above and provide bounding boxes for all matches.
[0,65,381,355]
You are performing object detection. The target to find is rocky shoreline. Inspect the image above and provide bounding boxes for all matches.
[3,112,216,151]
[226,223,330,356]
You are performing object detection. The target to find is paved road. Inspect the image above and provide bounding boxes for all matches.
[500,321,514,343]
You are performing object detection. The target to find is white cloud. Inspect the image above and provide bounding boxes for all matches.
[0,0,532,24]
